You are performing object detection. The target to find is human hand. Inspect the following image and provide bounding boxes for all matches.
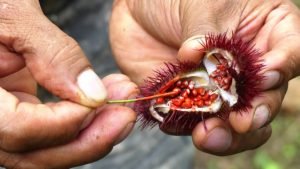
[0,0,137,168]
[110,0,300,155]
[0,72,137,168]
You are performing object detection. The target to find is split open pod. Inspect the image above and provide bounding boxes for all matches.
[109,33,265,135]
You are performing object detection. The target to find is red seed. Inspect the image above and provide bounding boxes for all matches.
[176,80,182,87]
[186,89,191,94]
[156,97,164,104]
[182,102,191,108]
[224,77,232,86]
[178,96,185,101]
[196,95,202,100]
[210,94,218,101]
[172,99,183,107]
[202,93,209,100]
[223,77,229,84]
[197,87,206,96]
[196,100,204,107]
[182,99,193,108]
[172,88,181,95]
[220,71,226,76]
[217,64,226,71]
[185,98,192,102]
[182,92,188,98]
[183,80,189,87]
[192,89,198,96]
[188,81,195,90]
[182,89,191,98]
[217,76,223,81]
[204,100,211,106]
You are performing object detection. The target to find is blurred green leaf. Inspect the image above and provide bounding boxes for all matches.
[254,152,269,168]
[282,144,297,160]
[265,162,281,169]
[254,152,282,169]
[293,0,300,7]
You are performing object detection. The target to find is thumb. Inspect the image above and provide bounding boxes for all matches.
[178,0,242,62]
[0,0,106,107]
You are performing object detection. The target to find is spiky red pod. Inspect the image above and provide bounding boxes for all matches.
[134,33,265,135]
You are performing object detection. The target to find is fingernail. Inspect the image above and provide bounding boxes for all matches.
[202,127,232,152]
[251,105,270,130]
[262,71,281,90]
[77,69,107,103]
[114,122,135,145]
[182,36,205,49]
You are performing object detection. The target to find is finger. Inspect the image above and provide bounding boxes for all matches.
[178,36,205,63]
[102,74,131,88]
[0,105,136,169]
[0,52,25,77]
[207,126,271,156]
[192,118,272,155]
[178,0,243,62]
[229,83,287,134]
[0,0,106,107]
[81,74,138,129]
[10,92,41,104]
[0,68,36,95]
[0,73,138,152]
[105,78,139,101]
[265,9,300,81]
[192,118,232,153]
[109,0,178,85]
[223,125,272,156]
[263,37,300,82]
[0,87,92,152]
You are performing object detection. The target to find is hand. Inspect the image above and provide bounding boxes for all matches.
[0,0,137,168]
[110,0,300,155]
[0,73,137,168]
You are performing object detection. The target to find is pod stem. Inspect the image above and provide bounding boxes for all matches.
[107,90,178,104]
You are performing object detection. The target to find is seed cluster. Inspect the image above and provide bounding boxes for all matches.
[210,63,232,90]
[155,80,219,109]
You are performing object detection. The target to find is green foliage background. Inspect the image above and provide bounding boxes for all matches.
[195,1,300,169]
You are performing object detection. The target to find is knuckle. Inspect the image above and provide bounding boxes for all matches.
[45,35,86,70]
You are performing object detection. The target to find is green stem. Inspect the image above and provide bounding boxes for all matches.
[106,90,179,104]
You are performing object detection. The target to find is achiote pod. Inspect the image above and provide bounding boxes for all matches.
[108,33,265,135]
[134,34,264,134]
